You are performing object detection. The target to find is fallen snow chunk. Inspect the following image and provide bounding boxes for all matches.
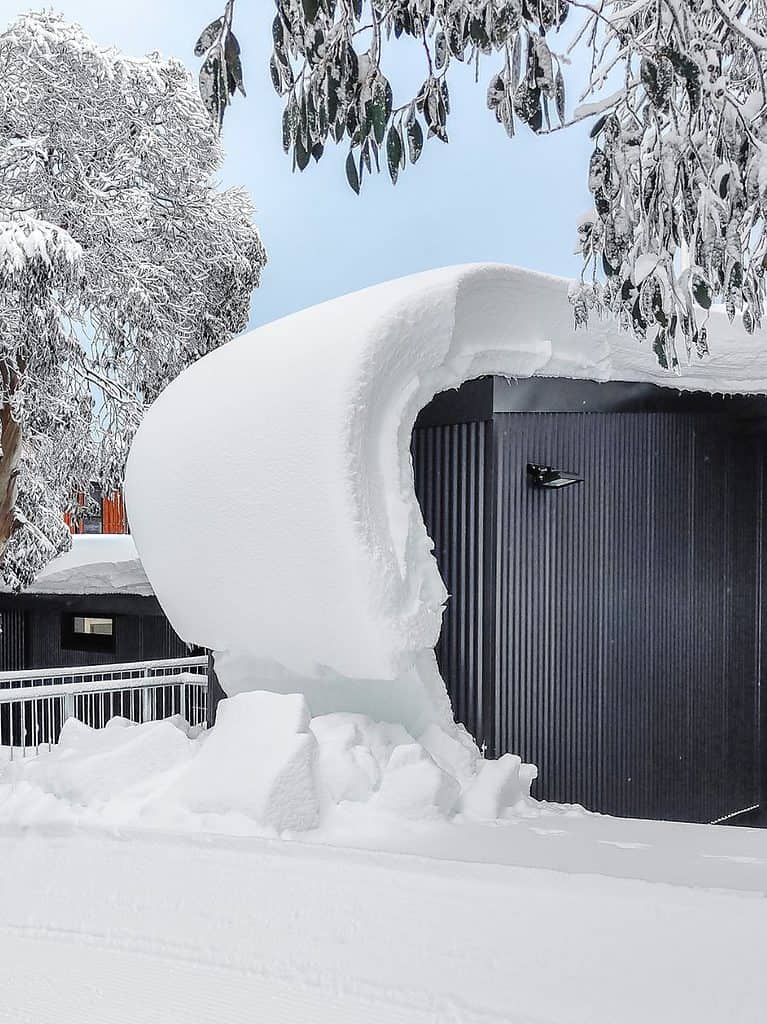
[166,692,319,832]
[315,740,381,804]
[375,743,460,819]
[311,714,380,803]
[312,713,413,767]
[461,754,539,821]
[418,723,479,784]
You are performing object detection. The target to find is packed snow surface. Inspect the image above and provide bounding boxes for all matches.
[0,534,151,596]
[2,698,765,1022]
[126,263,767,733]
[1,699,766,1022]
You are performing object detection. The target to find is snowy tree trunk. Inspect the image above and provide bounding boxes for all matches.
[0,404,21,556]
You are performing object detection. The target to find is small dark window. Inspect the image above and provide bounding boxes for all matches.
[62,614,116,653]
[81,482,103,533]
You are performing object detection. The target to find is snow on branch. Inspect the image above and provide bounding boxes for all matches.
[201,0,767,362]
[0,12,266,588]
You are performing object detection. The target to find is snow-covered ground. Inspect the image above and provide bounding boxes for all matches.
[0,818,765,1024]
[0,698,765,1022]
[7,265,764,1021]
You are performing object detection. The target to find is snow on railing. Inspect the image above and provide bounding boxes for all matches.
[0,657,208,760]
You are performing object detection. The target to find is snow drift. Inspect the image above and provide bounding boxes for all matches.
[0,694,541,833]
[125,263,767,735]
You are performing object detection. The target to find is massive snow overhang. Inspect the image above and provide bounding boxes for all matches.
[125,264,767,714]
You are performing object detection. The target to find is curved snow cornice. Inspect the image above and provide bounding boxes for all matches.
[125,263,767,692]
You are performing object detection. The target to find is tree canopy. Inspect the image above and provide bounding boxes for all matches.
[198,0,767,368]
[0,12,266,587]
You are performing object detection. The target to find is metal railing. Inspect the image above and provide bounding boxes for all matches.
[0,657,208,760]
[0,654,208,689]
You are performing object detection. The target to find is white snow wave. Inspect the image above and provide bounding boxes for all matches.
[0,692,552,835]
[125,264,767,736]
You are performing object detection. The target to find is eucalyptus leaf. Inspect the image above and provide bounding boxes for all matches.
[194,17,223,58]
[345,149,360,193]
[435,32,447,70]
[225,33,245,97]
[387,125,402,183]
[554,69,565,124]
[407,117,423,163]
[692,276,712,309]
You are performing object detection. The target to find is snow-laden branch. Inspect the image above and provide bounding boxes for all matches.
[0,12,267,589]
[197,0,767,360]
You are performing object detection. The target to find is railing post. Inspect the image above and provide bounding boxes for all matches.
[141,676,152,723]
[179,677,187,724]
[63,692,75,722]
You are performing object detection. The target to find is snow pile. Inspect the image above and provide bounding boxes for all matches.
[0,716,197,827]
[0,534,152,596]
[0,693,541,834]
[125,264,767,739]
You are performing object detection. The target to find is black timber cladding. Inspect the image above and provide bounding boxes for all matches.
[412,420,492,748]
[412,376,767,824]
[0,594,188,673]
[0,609,25,671]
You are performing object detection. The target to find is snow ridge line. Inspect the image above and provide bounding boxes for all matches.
[0,921,549,1024]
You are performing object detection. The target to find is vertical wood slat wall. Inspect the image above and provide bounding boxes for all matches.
[413,410,764,824]
[101,492,127,534]
[64,491,127,534]
[0,609,25,671]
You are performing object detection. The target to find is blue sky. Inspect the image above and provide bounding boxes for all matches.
[2,2,594,328]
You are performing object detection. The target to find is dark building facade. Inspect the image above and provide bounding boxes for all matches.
[0,592,188,674]
[413,376,767,825]
[0,497,188,675]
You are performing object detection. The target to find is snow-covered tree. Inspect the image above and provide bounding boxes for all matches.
[199,0,767,365]
[0,12,266,588]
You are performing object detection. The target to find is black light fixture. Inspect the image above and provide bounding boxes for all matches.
[526,463,583,490]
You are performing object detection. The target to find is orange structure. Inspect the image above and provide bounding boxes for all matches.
[64,490,128,534]
[102,492,127,533]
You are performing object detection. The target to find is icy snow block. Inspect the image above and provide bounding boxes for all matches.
[170,691,320,832]
[375,743,460,819]
[315,739,380,805]
[310,714,381,804]
[461,754,539,821]
[419,723,479,784]
[310,712,420,804]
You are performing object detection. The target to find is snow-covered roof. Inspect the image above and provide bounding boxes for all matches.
[125,264,767,732]
[4,534,153,597]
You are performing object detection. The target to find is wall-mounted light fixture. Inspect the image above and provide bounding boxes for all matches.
[526,463,583,490]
